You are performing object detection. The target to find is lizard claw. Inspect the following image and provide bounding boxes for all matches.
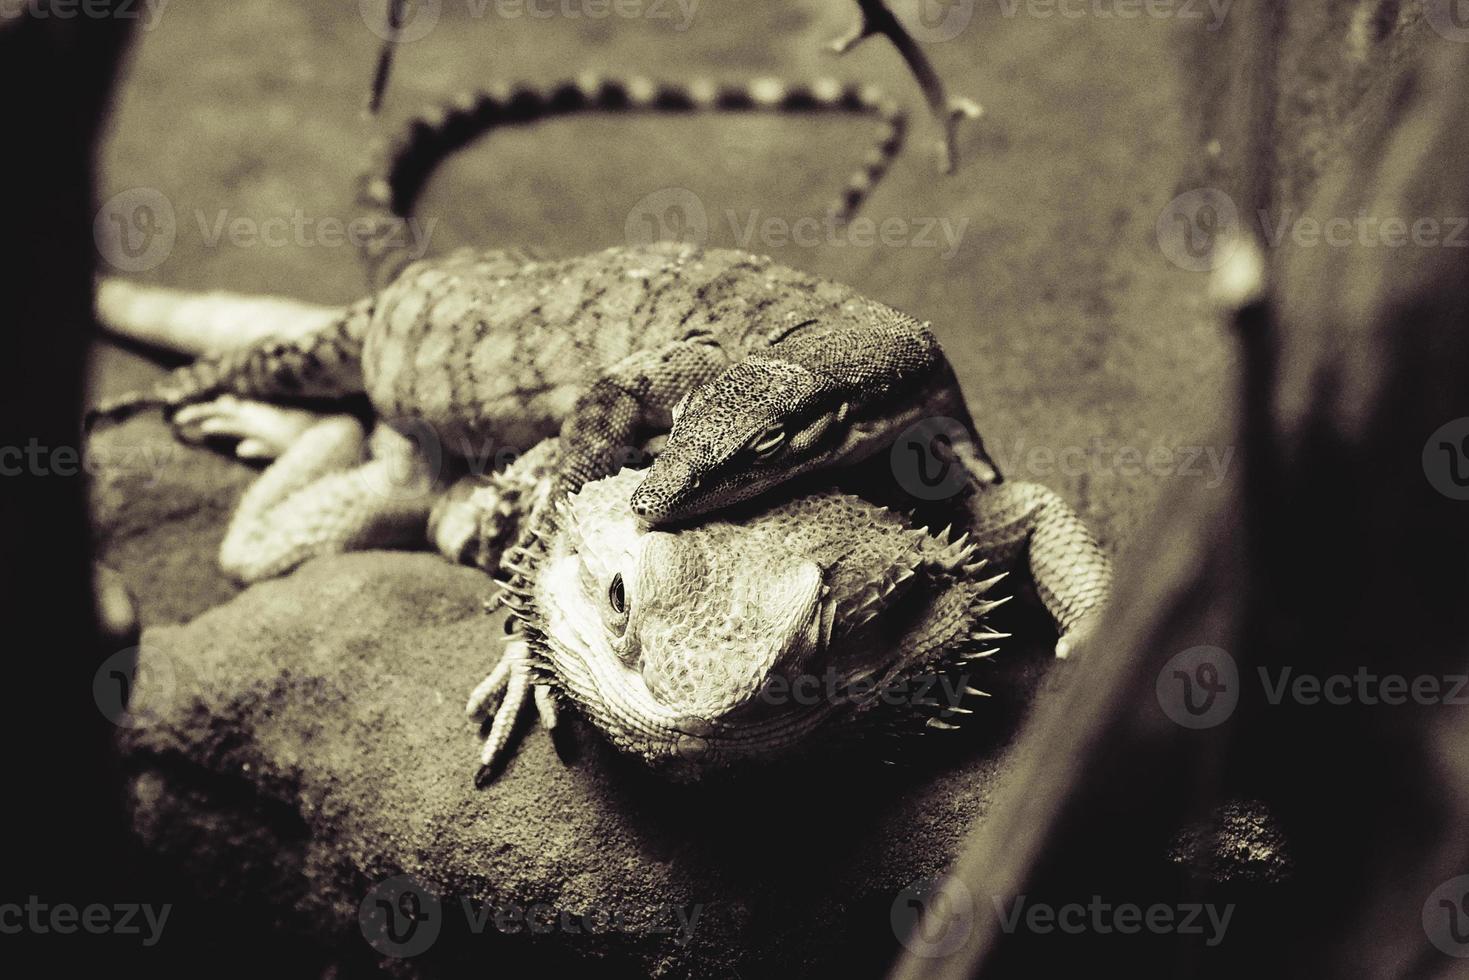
[172,396,322,462]
[1055,613,1101,660]
[937,98,984,176]
[827,15,875,55]
[469,640,535,785]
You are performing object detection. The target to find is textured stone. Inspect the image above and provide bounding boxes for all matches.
[114,545,1051,977]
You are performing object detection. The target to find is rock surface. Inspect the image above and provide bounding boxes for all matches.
[112,501,1055,978]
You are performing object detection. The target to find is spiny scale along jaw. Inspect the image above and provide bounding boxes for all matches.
[532,469,1009,778]
[629,361,850,526]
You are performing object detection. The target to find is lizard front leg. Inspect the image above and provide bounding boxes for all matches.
[507,338,729,555]
[554,337,729,499]
[963,481,1113,659]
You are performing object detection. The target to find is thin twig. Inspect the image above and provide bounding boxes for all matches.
[830,0,981,173]
[367,0,410,115]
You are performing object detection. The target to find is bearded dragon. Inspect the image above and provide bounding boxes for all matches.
[467,444,1011,782]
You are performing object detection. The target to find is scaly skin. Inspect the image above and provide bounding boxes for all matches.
[471,452,1010,782]
[92,242,957,581]
[631,315,1114,654]
[89,74,910,583]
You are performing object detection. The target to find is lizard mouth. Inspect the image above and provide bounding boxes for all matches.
[628,458,698,525]
[535,545,845,773]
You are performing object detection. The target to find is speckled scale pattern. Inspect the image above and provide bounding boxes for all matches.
[548,468,988,726]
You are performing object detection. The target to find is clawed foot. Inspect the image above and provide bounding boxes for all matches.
[428,475,498,568]
[827,0,982,173]
[467,640,559,785]
[172,396,322,462]
[1055,612,1100,660]
[937,97,983,175]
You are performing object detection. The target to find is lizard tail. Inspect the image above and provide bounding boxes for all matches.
[357,75,908,289]
[87,297,372,430]
[95,278,346,358]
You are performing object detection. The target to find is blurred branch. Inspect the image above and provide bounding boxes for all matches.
[367,0,411,114]
[829,0,980,173]
[892,5,1469,977]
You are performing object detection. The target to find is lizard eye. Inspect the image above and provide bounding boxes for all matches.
[608,573,626,615]
[748,425,786,461]
[670,391,692,424]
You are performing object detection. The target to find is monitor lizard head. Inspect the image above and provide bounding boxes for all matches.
[516,468,1005,779]
[629,357,855,525]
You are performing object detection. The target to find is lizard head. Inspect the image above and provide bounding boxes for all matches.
[519,468,1002,779]
[629,359,851,525]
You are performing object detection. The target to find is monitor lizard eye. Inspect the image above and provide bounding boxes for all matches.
[670,391,691,424]
[748,425,787,461]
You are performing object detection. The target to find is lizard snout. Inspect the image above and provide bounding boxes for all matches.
[630,457,699,524]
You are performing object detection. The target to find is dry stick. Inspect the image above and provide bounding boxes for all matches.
[830,0,981,174]
[367,0,411,114]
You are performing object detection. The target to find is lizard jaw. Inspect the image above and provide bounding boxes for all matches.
[628,456,698,524]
